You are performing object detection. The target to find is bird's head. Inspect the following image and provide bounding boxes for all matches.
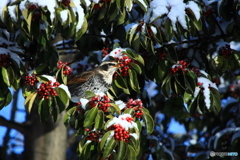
[98,61,120,75]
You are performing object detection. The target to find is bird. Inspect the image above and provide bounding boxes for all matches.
[67,61,120,100]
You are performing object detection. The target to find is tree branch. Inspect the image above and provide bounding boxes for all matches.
[0,116,29,135]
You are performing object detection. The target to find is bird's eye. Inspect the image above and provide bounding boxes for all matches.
[108,63,116,66]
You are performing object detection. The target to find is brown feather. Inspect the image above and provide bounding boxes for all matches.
[67,69,97,85]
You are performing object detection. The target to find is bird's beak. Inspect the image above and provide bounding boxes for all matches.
[114,64,121,68]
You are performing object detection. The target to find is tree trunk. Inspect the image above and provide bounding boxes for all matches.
[23,106,67,160]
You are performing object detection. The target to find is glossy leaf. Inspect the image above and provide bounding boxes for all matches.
[100,130,114,150]
[102,138,116,159]
[129,62,142,74]
[127,144,136,160]
[114,74,128,89]
[85,91,96,99]
[1,67,13,86]
[142,112,154,134]
[128,69,140,93]
[94,110,104,130]
[116,140,127,160]
[83,106,98,127]
[56,86,69,105]
[25,92,38,113]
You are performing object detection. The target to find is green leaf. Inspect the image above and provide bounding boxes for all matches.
[123,108,135,116]
[51,99,59,122]
[183,91,193,104]
[117,8,126,25]
[64,106,77,126]
[85,91,96,99]
[80,141,92,159]
[125,49,145,65]
[116,0,125,13]
[56,86,70,105]
[3,89,12,108]
[135,0,148,12]
[34,64,47,74]
[102,138,116,159]
[25,92,38,113]
[127,24,138,46]
[128,69,140,93]
[142,112,154,134]
[98,3,108,20]
[129,62,142,74]
[157,59,171,81]
[1,67,14,86]
[94,110,104,130]
[211,91,221,113]
[38,98,51,121]
[131,33,140,52]
[0,91,5,109]
[109,103,121,115]
[83,106,98,127]
[116,140,127,159]
[27,11,33,33]
[114,74,128,89]
[55,96,66,112]
[161,76,171,97]
[127,144,137,160]
[75,17,88,41]
[100,130,114,150]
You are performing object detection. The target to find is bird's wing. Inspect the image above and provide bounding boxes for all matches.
[67,69,96,85]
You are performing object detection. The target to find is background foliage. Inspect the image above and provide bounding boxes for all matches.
[0,0,240,159]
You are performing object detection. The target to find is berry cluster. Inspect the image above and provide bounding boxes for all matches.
[28,4,38,10]
[111,50,133,78]
[85,131,100,142]
[191,66,201,76]
[101,47,109,57]
[158,51,166,60]
[203,6,213,17]
[57,61,72,75]
[219,44,232,59]
[75,102,86,114]
[146,25,154,37]
[25,74,37,86]
[0,54,11,67]
[125,99,144,118]
[88,95,111,112]
[61,0,71,7]
[170,60,189,74]
[37,81,60,99]
[136,21,144,32]
[111,124,130,143]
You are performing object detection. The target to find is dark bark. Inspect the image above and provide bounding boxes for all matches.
[22,106,67,160]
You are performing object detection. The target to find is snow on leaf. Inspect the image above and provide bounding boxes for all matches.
[0,0,9,21]
[186,1,200,20]
[72,0,85,31]
[41,75,57,83]
[58,84,71,98]
[80,98,89,110]
[106,114,138,131]
[197,77,218,109]
[60,10,68,23]
[144,0,200,31]
[19,0,58,22]
[8,5,17,22]
[114,100,126,110]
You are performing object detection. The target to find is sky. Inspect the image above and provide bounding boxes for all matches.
[0,89,25,154]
